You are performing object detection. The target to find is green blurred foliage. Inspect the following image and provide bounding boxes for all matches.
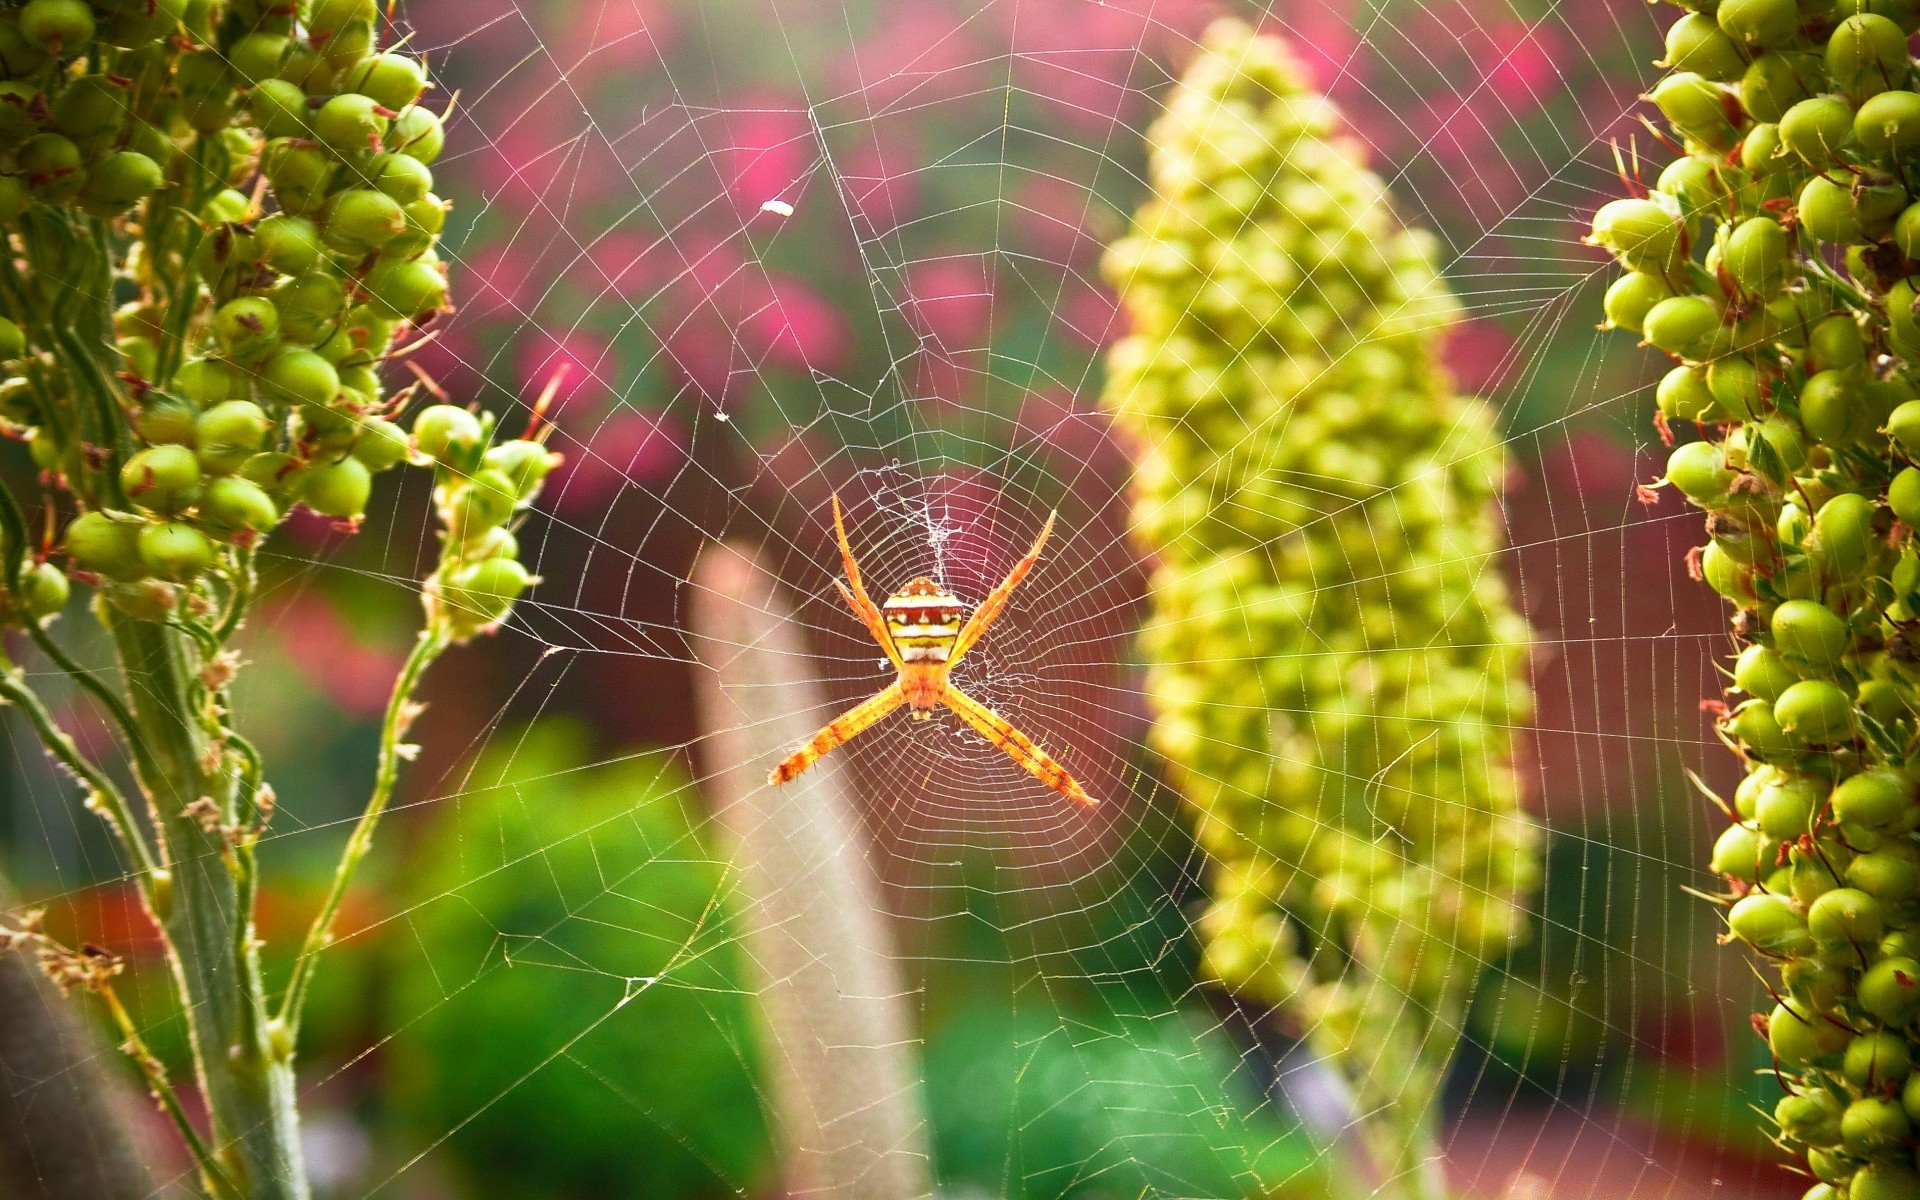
[926,999,1331,1200]
[379,719,771,1199]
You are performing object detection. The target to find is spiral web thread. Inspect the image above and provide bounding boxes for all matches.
[0,0,1779,1197]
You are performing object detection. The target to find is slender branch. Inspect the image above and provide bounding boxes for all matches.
[0,660,160,882]
[216,546,256,644]
[276,625,449,1033]
[93,982,242,1200]
[26,621,168,800]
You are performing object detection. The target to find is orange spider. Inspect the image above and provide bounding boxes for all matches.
[769,496,1096,807]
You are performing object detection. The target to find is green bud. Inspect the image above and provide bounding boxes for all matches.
[1807,886,1883,944]
[1893,466,1920,525]
[1652,72,1741,147]
[311,93,389,154]
[17,0,94,56]
[339,52,427,111]
[1834,770,1916,827]
[1862,955,1920,1022]
[391,105,444,163]
[1856,87,1920,159]
[442,557,531,633]
[119,445,202,514]
[1854,1162,1920,1200]
[412,404,482,463]
[1725,216,1790,293]
[1745,51,1827,123]
[214,297,280,361]
[1590,198,1685,274]
[1709,821,1768,880]
[196,401,273,475]
[1666,11,1751,79]
[1605,271,1678,334]
[136,522,213,581]
[1800,175,1868,244]
[199,476,280,542]
[18,561,66,619]
[1781,95,1856,165]
[350,417,409,471]
[1770,1001,1850,1065]
[482,440,558,502]
[1644,295,1722,356]
[299,456,372,520]
[1773,599,1850,670]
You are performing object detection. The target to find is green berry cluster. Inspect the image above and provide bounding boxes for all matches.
[0,0,544,637]
[1101,19,1540,1178]
[1597,1,1920,1195]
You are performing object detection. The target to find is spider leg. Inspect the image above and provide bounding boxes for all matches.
[769,682,906,786]
[940,682,1095,807]
[832,494,903,669]
[949,509,1056,664]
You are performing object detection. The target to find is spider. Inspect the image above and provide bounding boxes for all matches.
[769,496,1096,807]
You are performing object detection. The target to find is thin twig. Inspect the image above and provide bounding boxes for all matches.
[277,625,448,1032]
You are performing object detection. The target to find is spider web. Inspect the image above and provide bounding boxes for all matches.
[0,0,1785,1198]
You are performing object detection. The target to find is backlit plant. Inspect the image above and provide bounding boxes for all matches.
[1101,20,1540,1200]
[1593,1,1920,1197]
[0,2,553,1196]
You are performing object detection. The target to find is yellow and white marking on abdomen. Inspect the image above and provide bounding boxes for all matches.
[884,576,965,663]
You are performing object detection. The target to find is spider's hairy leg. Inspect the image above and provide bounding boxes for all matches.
[940,683,1095,807]
[769,682,906,786]
[950,510,1056,664]
[832,494,903,668]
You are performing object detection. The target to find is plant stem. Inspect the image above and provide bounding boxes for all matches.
[0,658,160,886]
[108,611,306,1200]
[277,625,448,1036]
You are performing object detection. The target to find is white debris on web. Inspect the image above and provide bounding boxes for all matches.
[760,198,794,217]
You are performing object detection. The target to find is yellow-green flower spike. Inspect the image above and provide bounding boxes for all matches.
[1102,20,1540,1195]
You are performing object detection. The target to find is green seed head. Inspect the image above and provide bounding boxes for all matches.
[120,444,202,514]
[1772,599,1851,670]
[1590,197,1685,273]
[411,404,482,463]
[135,522,214,581]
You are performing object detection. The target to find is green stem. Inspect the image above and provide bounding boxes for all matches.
[107,611,306,1200]
[277,625,448,1035]
[95,980,244,1200]
[0,658,159,885]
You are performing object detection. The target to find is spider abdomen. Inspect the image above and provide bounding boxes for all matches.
[884,577,965,664]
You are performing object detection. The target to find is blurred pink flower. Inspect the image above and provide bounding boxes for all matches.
[1537,430,1641,503]
[742,275,849,373]
[1056,282,1121,349]
[405,0,530,61]
[583,230,665,302]
[833,4,986,112]
[474,117,598,214]
[462,245,540,320]
[1441,318,1518,396]
[723,100,815,217]
[268,595,404,718]
[663,309,744,401]
[1483,21,1565,107]
[518,329,613,413]
[905,258,994,350]
[1271,1,1362,92]
[551,0,677,78]
[994,2,1147,132]
[1014,176,1098,265]
[1017,388,1131,485]
[837,128,922,233]
[391,325,482,402]
[548,409,687,515]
